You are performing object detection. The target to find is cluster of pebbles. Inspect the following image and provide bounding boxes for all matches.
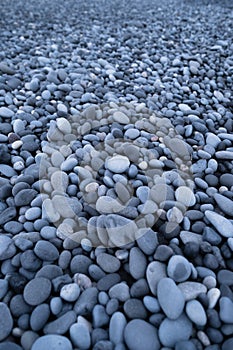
[0,0,233,349]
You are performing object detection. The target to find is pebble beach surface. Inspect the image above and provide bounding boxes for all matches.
[0,0,233,349]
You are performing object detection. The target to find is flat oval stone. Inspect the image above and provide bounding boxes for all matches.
[96,196,124,214]
[124,319,160,350]
[129,247,147,279]
[214,193,233,217]
[14,189,37,206]
[23,278,51,306]
[31,335,72,350]
[205,210,233,238]
[157,278,185,320]
[34,241,59,261]
[30,304,50,331]
[0,303,13,341]
[0,235,16,260]
[51,170,69,192]
[109,282,130,302]
[113,111,130,124]
[219,297,233,323]
[109,312,127,345]
[97,253,120,273]
[175,186,196,207]
[186,300,207,326]
[57,117,72,134]
[106,155,130,173]
[0,107,14,118]
[159,313,192,347]
[70,323,91,349]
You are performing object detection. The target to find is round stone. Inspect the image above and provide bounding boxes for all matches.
[0,303,13,341]
[31,335,72,350]
[57,117,72,134]
[167,255,191,282]
[175,187,196,207]
[113,111,130,124]
[124,319,160,350]
[159,313,192,347]
[23,278,52,306]
[157,278,185,320]
[34,241,59,261]
[60,283,80,302]
[70,323,91,349]
[106,155,130,173]
[96,253,121,273]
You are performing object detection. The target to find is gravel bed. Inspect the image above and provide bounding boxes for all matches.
[0,0,233,349]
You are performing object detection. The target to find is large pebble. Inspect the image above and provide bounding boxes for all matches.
[219,297,233,323]
[167,255,191,282]
[178,282,207,301]
[146,261,167,295]
[157,278,185,319]
[97,253,120,273]
[30,304,50,331]
[34,240,59,261]
[124,319,160,350]
[213,193,233,217]
[96,196,124,214]
[0,107,14,118]
[0,235,16,260]
[109,312,127,345]
[113,111,130,124]
[0,303,13,341]
[159,313,192,347]
[185,300,207,326]
[205,210,233,238]
[106,155,130,173]
[23,278,51,306]
[70,323,91,349]
[14,189,37,206]
[43,311,76,334]
[60,283,80,302]
[175,186,196,207]
[31,335,72,350]
[129,247,147,279]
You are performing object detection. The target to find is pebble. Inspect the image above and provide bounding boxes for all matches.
[0,303,13,341]
[96,196,124,214]
[0,107,14,118]
[159,313,192,347]
[60,283,80,302]
[23,277,51,306]
[167,255,191,282]
[219,297,233,323]
[14,189,37,206]
[70,323,91,349]
[205,210,233,238]
[146,261,167,295]
[123,298,147,319]
[177,282,207,301]
[186,300,207,326]
[136,229,158,255]
[109,312,127,345]
[214,193,233,217]
[109,282,130,302]
[129,247,147,279]
[175,186,196,207]
[30,304,50,331]
[43,311,76,334]
[92,304,109,328]
[106,155,130,173]
[218,269,233,285]
[113,111,130,124]
[96,253,120,273]
[124,319,160,350]
[157,277,185,319]
[31,335,72,350]
[0,235,16,260]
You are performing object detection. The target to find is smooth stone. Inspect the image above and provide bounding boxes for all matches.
[124,319,160,350]
[0,165,17,177]
[175,186,196,207]
[178,282,207,301]
[143,296,160,313]
[129,247,147,279]
[70,255,92,274]
[208,288,221,308]
[217,270,233,285]
[97,253,120,273]
[34,240,59,261]
[136,228,158,255]
[113,111,130,124]
[60,283,80,302]
[0,107,14,118]
[109,312,127,345]
[30,304,50,331]
[123,299,147,319]
[14,189,37,206]
[92,305,109,327]
[0,208,17,226]
[96,196,124,214]
[0,303,13,341]
[219,297,233,323]
[70,323,91,349]
[146,261,167,295]
[222,338,233,350]
[0,280,8,299]
[35,265,63,280]
[167,255,191,282]
[206,133,221,148]
[0,342,22,350]
[51,170,69,192]
[175,340,196,350]
[106,155,130,173]
[216,151,233,160]
[214,193,233,217]
[159,313,192,347]
[74,287,98,315]
[157,278,185,320]
[31,335,72,350]
[220,174,233,188]
[57,117,72,134]
[186,300,207,326]
[23,278,51,306]
[44,311,76,334]
[109,283,130,302]
[205,210,233,238]
[0,235,16,260]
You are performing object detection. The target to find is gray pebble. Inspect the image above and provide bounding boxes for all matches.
[124,319,160,350]
[70,323,91,349]
[129,247,147,279]
[167,255,191,282]
[30,304,50,331]
[186,300,207,326]
[43,311,76,334]
[31,335,72,350]
[0,303,13,341]
[159,313,192,347]
[97,253,120,273]
[109,312,127,345]
[23,277,51,306]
